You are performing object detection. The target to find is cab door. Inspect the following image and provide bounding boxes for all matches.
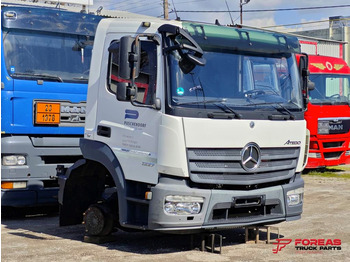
[94,38,162,184]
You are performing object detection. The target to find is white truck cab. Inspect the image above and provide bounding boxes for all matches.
[58,18,310,236]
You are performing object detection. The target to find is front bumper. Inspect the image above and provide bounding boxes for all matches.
[306,136,350,169]
[148,176,304,232]
[1,181,58,207]
[1,135,82,207]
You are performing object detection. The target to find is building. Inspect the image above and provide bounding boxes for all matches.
[295,16,350,64]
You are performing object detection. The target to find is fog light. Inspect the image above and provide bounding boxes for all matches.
[287,188,304,206]
[346,151,350,156]
[2,155,26,166]
[308,152,321,158]
[164,195,204,215]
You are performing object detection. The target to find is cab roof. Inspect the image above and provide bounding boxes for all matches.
[308,55,350,74]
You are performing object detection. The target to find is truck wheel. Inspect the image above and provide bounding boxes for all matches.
[83,203,114,236]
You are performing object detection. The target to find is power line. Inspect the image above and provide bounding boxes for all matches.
[125,3,163,13]
[114,0,145,8]
[103,0,159,10]
[263,20,329,29]
[173,4,350,13]
[122,2,162,12]
[173,0,208,4]
[262,17,350,29]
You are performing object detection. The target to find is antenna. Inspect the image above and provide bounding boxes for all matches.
[225,0,234,25]
[171,0,180,20]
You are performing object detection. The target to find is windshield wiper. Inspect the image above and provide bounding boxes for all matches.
[243,101,297,120]
[208,103,242,119]
[269,103,295,120]
[11,72,63,82]
[73,77,88,81]
[175,99,242,119]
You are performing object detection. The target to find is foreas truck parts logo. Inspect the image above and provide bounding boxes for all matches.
[272,238,342,254]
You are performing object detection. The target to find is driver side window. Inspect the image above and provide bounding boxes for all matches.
[108,40,157,105]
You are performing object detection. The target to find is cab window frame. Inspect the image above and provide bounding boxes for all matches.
[107,40,158,106]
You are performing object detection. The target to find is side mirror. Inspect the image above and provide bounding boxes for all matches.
[118,36,141,80]
[298,54,312,110]
[109,34,161,110]
[299,63,309,91]
[308,80,315,91]
[155,97,161,110]
[116,82,128,101]
[116,82,136,101]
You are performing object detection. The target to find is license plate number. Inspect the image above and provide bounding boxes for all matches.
[35,102,60,124]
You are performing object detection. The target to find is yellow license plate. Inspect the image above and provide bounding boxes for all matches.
[35,102,60,124]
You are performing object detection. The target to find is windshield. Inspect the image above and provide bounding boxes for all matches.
[309,74,350,105]
[167,49,302,113]
[3,29,93,83]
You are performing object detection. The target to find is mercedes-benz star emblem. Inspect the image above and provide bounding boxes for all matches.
[241,143,261,171]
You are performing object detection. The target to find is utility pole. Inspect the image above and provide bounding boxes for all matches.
[240,1,243,24]
[240,0,251,24]
[163,0,169,19]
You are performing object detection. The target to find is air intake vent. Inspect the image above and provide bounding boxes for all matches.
[187,147,300,186]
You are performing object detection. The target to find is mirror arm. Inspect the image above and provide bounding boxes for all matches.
[130,98,161,110]
[158,24,204,57]
[163,44,181,54]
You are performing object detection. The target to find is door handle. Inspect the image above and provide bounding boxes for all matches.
[97,125,111,138]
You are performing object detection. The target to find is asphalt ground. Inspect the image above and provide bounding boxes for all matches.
[1,175,349,262]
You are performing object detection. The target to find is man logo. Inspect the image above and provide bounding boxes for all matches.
[125,109,139,120]
[241,143,261,171]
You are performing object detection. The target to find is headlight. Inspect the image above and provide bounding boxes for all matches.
[287,188,304,206]
[164,195,204,215]
[2,155,26,166]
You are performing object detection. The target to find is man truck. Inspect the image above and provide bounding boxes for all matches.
[304,55,350,169]
[1,1,103,208]
[58,18,311,236]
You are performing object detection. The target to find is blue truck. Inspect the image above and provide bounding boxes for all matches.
[1,2,103,208]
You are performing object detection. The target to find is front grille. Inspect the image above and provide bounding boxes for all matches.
[323,141,344,148]
[208,199,283,224]
[59,101,86,127]
[324,151,343,159]
[187,147,300,186]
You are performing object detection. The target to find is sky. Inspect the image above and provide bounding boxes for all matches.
[89,0,350,32]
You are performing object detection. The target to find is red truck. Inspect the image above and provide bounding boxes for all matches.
[305,55,350,169]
